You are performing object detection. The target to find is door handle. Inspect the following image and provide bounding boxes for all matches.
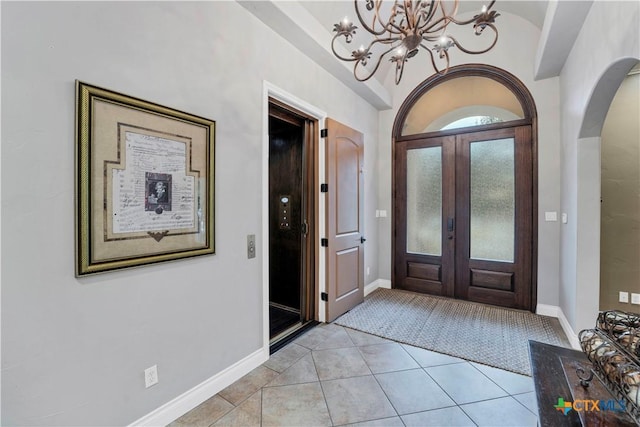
[301,221,308,236]
[360,236,367,244]
[447,218,454,240]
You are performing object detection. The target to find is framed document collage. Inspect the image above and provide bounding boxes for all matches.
[75,81,215,276]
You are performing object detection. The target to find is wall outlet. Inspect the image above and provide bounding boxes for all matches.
[619,291,629,303]
[144,365,158,388]
[632,293,640,305]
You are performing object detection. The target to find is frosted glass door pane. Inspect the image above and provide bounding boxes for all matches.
[407,147,442,255]
[470,138,515,262]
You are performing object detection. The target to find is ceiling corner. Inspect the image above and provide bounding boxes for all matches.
[238,0,392,110]
[534,0,594,80]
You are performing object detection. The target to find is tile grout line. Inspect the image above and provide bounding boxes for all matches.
[396,343,470,426]
[367,360,403,422]
[467,361,538,416]
[370,341,426,423]
[457,393,539,426]
[310,347,335,426]
[259,382,264,427]
[419,364,470,420]
[213,394,236,427]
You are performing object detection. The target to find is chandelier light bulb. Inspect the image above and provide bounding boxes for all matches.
[482,5,488,13]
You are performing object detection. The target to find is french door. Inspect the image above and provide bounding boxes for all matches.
[394,126,533,311]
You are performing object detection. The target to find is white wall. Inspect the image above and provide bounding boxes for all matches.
[559,0,640,332]
[376,12,563,308]
[0,2,379,425]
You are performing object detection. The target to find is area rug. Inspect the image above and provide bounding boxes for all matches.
[334,288,571,376]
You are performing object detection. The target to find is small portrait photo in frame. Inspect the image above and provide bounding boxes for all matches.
[145,172,172,213]
[75,81,215,276]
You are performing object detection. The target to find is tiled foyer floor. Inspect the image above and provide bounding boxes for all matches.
[169,323,539,426]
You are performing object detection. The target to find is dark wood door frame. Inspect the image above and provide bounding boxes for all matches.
[391,64,538,312]
[268,98,318,338]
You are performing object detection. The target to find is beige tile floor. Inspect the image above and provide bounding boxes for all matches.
[169,323,539,426]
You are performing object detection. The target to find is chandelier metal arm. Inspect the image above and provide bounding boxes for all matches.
[331,29,400,63]
[406,1,419,29]
[415,0,437,31]
[354,0,390,36]
[331,40,361,63]
[448,1,499,28]
[438,0,458,24]
[446,24,498,55]
[372,0,389,32]
[422,15,453,34]
[448,13,495,27]
[354,43,403,82]
[448,15,481,26]
[421,42,448,75]
[393,54,409,85]
[376,1,402,34]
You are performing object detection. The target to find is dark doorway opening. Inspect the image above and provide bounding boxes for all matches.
[268,100,316,343]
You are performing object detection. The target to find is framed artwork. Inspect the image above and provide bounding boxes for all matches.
[75,81,215,276]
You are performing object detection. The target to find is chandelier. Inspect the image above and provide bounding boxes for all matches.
[331,0,500,84]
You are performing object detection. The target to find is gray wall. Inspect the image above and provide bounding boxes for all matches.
[1,2,379,425]
[600,73,640,311]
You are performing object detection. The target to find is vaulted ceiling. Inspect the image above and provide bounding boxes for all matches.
[239,0,594,109]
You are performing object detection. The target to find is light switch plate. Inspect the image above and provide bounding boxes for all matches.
[631,293,640,305]
[544,212,557,222]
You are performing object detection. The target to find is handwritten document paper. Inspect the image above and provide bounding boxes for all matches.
[112,132,196,234]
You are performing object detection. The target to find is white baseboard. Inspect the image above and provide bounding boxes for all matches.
[364,279,392,297]
[536,303,580,350]
[536,303,559,318]
[557,307,581,350]
[130,347,269,427]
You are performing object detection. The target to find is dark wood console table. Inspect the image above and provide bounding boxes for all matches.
[529,340,637,426]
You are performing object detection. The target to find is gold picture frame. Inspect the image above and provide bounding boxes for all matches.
[75,81,215,276]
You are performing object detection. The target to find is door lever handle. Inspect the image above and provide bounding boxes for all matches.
[360,236,367,244]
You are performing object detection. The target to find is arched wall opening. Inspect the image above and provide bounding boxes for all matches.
[575,57,640,330]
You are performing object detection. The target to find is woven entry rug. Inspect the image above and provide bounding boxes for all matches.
[334,288,571,376]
